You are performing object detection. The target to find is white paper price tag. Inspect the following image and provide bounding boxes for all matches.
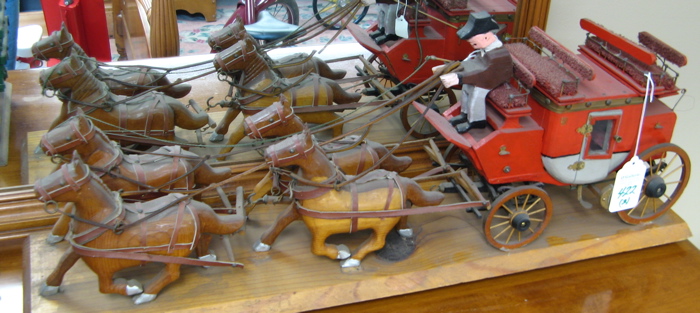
[395,16,409,38]
[608,156,647,212]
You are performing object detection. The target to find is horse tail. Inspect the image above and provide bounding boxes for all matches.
[399,176,445,207]
[323,77,362,104]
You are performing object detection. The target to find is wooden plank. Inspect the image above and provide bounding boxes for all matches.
[28,188,690,312]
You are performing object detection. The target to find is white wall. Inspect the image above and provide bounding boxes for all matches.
[546,0,700,247]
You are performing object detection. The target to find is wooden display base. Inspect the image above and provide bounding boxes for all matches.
[29,188,690,312]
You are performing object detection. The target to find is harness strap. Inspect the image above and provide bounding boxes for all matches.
[297,201,483,219]
[168,201,187,253]
[350,183,358,233]
[69,237,244,267]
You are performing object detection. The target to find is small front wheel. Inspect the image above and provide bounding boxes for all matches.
[483,186,553,250]
[313,0,369,30]
[265,0,300,25]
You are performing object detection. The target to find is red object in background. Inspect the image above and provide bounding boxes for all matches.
[40,0,111,63]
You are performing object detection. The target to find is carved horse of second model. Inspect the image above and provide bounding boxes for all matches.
[244,100,413,197]
[207,18,347,80]
[32,24,192,98]
[35,153,245,304]
[209,39,362,158]
[262,130,444,268]
[41,111,233,243]
[39,55,212,143]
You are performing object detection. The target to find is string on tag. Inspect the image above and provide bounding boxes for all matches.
[633,72,655,157]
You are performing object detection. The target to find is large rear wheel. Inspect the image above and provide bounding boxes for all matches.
[400,87,457,139]
[617,143,690,224]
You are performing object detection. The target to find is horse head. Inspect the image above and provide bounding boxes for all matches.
[34,151,98,203]
[213,39,258,74]
[40,108,102,156]
[244,95,305,139]
[208,18,249,52]
[32,23,74,60]
[39,54,88,92]
[264,129,319,168]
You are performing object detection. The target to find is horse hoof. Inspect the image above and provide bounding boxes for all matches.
[40,283,61,297]
[209,133,225,142]
[199,252,217,268]
[45,234,64,245]
[253,241,271,252]
[341,258,361,268]
[398,228,414,238]
[336,244,351,260]
[124,279,143,296]
[34,144,45,155]
[133,293,157,305]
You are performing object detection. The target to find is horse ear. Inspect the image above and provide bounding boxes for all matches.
[278,94,290,107]
[70,150,86,174]
[74,107,85,116]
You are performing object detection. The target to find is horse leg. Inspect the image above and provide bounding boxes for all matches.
[365,140,413,173]
[254,203,300,251]
[308,222,350,260]
[132,262,182,304]
[249,170,273,204]
[341,222,396,268]
[47,203,74,244]
[40,246,81,296]
[210,107,240,142]
[216,122,246,161]
[312,58,347,80]
[168,99,210,130]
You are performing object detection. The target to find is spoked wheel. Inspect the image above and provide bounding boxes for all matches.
[313,0,369,30]
[483,186,553,250]
[265,0,300,25]
[400,87,457,139]
[362,54,399,91]
[617,143,690,224]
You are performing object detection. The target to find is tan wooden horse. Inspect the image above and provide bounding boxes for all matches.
[41,111,233,244]
[39,55,212,144]
[208,18,347,80]
[244,99,412,201]
[209,39,362,158]
[32,24,191,98]
[263,130,444,268]
[35,152,245,304]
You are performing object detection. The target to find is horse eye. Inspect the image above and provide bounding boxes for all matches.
[50,43,55,47]
[65,136,72,141]
[289,148,295,153]
[268,118,275,122]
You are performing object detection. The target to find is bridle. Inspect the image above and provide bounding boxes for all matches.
[265,133,316,167]
[35,162,94,202]
[244,102,295,139]
[41,117,97,155]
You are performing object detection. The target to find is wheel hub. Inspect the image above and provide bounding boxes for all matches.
[645,175,667,198]
[511,213,531,232]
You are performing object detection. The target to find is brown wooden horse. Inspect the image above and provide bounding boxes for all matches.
[262,130,444,268]
[208,18,346,80]
[32,24,191,98]
[41,111,233,243]
[35,152,245,304]
[39,55,212,143]
[209,39,362,158]
[244,100,412,201]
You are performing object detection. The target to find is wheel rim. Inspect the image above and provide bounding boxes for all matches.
[400,88,457,139]
[313,0,369,30]
[483,186,553,250]
[363,54,398,90]
[617,143,690,224]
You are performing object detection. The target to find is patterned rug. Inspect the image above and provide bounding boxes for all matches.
[176,0,378,56]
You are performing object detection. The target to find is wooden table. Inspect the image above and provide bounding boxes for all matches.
[1,59,697,312]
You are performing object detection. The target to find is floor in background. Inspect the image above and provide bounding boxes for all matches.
[175,0,377,57]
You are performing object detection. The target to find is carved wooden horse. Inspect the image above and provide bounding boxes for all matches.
[35,153,245,304]
[244,100,412,202]
[209,39,362,157]
[41,111,232,243]
[32,24,191,98]
[39,55,212,143]
[262,131,444,267]
[208,18,347,80]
